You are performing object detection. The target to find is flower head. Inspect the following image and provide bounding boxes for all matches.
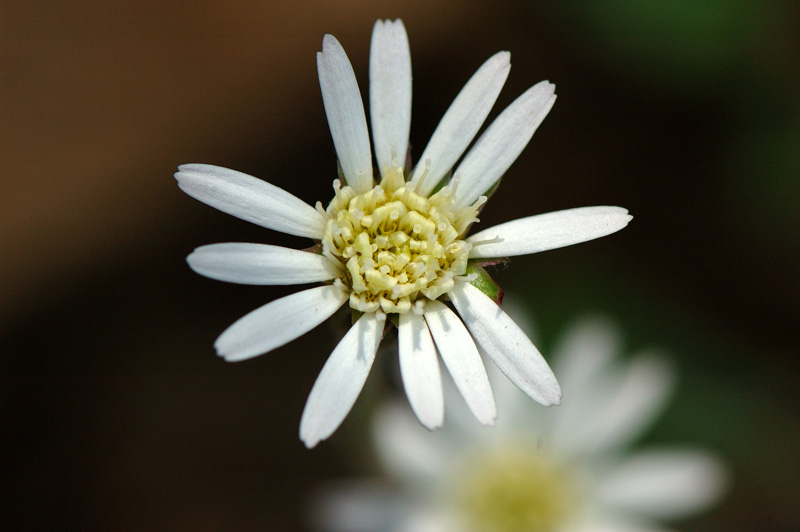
[175,20,632,448]
[311,315,729,532]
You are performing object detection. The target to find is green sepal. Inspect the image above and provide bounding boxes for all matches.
[465,263,504,304]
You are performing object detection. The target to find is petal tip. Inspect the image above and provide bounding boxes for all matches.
[479,412,498,426]
[485,50,511,70]
[426,420,444,431]
[185,249,199,266]
[301,436,321,449]
[321,33,335,45]
[175,162,196,174]
[175,162,217,176]
[540,383,563,407]
[214,338,255,362]
[416,410,444,432]
[321,33,343,54]
[173,165,196,182]
[550,384,564,406]
[214,344,234,361]
[300,425,323,449]
[495,50,511,69]
[533,79,556,95]
[614,208,634,228]
[374,18,403,27]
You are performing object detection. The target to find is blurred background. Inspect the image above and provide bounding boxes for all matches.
[2,1,798,530]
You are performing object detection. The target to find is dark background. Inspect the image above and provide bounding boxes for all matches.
[2,1,799,530]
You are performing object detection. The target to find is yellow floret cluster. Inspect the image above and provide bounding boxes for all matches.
[455,445,577,532]
[322,163,483,314]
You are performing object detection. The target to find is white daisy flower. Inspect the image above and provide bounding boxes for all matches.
[175,20,632,448]
[311,315,729,532]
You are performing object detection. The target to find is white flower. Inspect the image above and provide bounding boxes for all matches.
[311,315,729,532]
[175,20,632,448]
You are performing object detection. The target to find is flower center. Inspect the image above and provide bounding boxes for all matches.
[322,162,482,314]
[454,445,578,532]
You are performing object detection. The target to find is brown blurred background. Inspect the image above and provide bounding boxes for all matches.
[2,1,799,531]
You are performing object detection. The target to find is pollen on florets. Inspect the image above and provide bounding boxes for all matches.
[322,160,483,314]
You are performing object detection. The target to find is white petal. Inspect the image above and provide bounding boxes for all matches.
[409,52,511,196]
[454,81,556,207]
[309,479,405,532]
[571,519,672,532]
[374,402,450,482]
[187,243,341,285]
[467,206,632,258]
[449,282,561,406]
[398,313,444,430]
[547,318,622,447]
[482,296,548,434]
[370,19,412,176]
[558,352,676,455]
[215,285,348,361]
[397,510,457,532]
[175,164,327,239]
[423,301,496,425]
[318,34,373,193]
[551,317,621,393]
[596,449,728,519]
[300,312,386,448]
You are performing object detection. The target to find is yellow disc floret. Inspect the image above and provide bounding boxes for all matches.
[322,162,483,314]
[454,445,578,532]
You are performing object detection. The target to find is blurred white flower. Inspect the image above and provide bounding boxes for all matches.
[175,19,632,448]
[312,314,728,532]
